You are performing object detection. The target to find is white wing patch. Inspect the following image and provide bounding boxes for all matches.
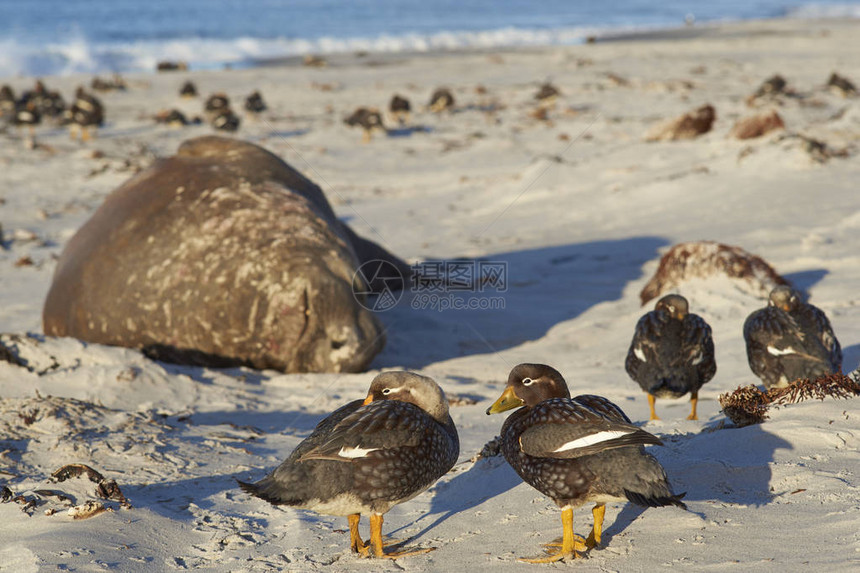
[767,345,796,356]
[552,430,633,453]
[337,446,380,459]
[633,346,647,363]
[691,352,703,366]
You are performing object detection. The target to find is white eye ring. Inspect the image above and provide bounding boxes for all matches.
[382,388,392,395]
[522,378,534,386]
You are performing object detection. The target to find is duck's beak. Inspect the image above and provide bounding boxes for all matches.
[363,394,374,405]
[486,386,524,415]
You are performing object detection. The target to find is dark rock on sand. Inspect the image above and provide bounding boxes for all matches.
[730,110,785,140]
[640,241,789,306]
[645,104,716,141]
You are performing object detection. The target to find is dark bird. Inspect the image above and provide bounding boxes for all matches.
[625,294,716,421]
[211,108,240,132]
[389,94,411,124]
[179,81,198,98]
[204,93,230,117]
[40,90,66,119]
[826,72,857,97]
[487,363,686,563]
[68,87,104,141]
[239,371,459,558]
[19,80,47,108]
[243,90,267,114]
[13,98,40,129]
[17,80,65,120]
[156,60,188,72]
[90,74,126,92]
[428,88,455,113]
[534,82,560,106]
[0,85,15,117]
[154,109,189,127]
[757,74,787,96]
[344,107,385,143]
[743,286,842,389]
[12,98,41,145]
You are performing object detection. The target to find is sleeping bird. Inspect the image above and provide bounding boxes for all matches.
[239,371,459,558]
[743,285,841,389]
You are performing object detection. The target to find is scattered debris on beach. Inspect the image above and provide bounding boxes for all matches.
[720,373,860,427]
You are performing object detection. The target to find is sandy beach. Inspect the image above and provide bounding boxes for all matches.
[1,16,860,572]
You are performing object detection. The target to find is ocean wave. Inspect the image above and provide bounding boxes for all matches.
[0,24,638,78]
[784,2,860,18]
[1,4,858,79]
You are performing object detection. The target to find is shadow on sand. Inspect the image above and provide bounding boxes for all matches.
[400,420,791,548]
[261,128,311,139]
[839,344,860,374]
[371,236,668,369]
[783,269,829,300]
[390,455,523,540]
[386,125,433,137]
[602,422,794,545]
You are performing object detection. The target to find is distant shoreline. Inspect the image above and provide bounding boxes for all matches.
[243,16,855,72]
[2,16,857,80]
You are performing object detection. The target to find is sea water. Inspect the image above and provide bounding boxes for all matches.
[0,0,858,77]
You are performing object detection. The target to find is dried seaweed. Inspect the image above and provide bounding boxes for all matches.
[95,479,131,508]
[719,385,771,427]
[52,463,106,483]
[3,491,43,515]
[720,373,860,427]
[640,241,789,306]
[471,436,502,462]
[768,373,860,405]
[52,463,132,509]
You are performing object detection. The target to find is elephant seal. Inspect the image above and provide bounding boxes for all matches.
[43,136,408,372]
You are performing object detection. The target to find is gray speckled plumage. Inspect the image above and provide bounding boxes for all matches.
[502,403,682,508]
[744,286,842,389]
[498,379,684,509]
[515,396,660,459]
[625,294,716,400]
[239,371,459,517]
[488,364,685,561]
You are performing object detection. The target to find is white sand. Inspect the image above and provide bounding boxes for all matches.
[1,17,859,572]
